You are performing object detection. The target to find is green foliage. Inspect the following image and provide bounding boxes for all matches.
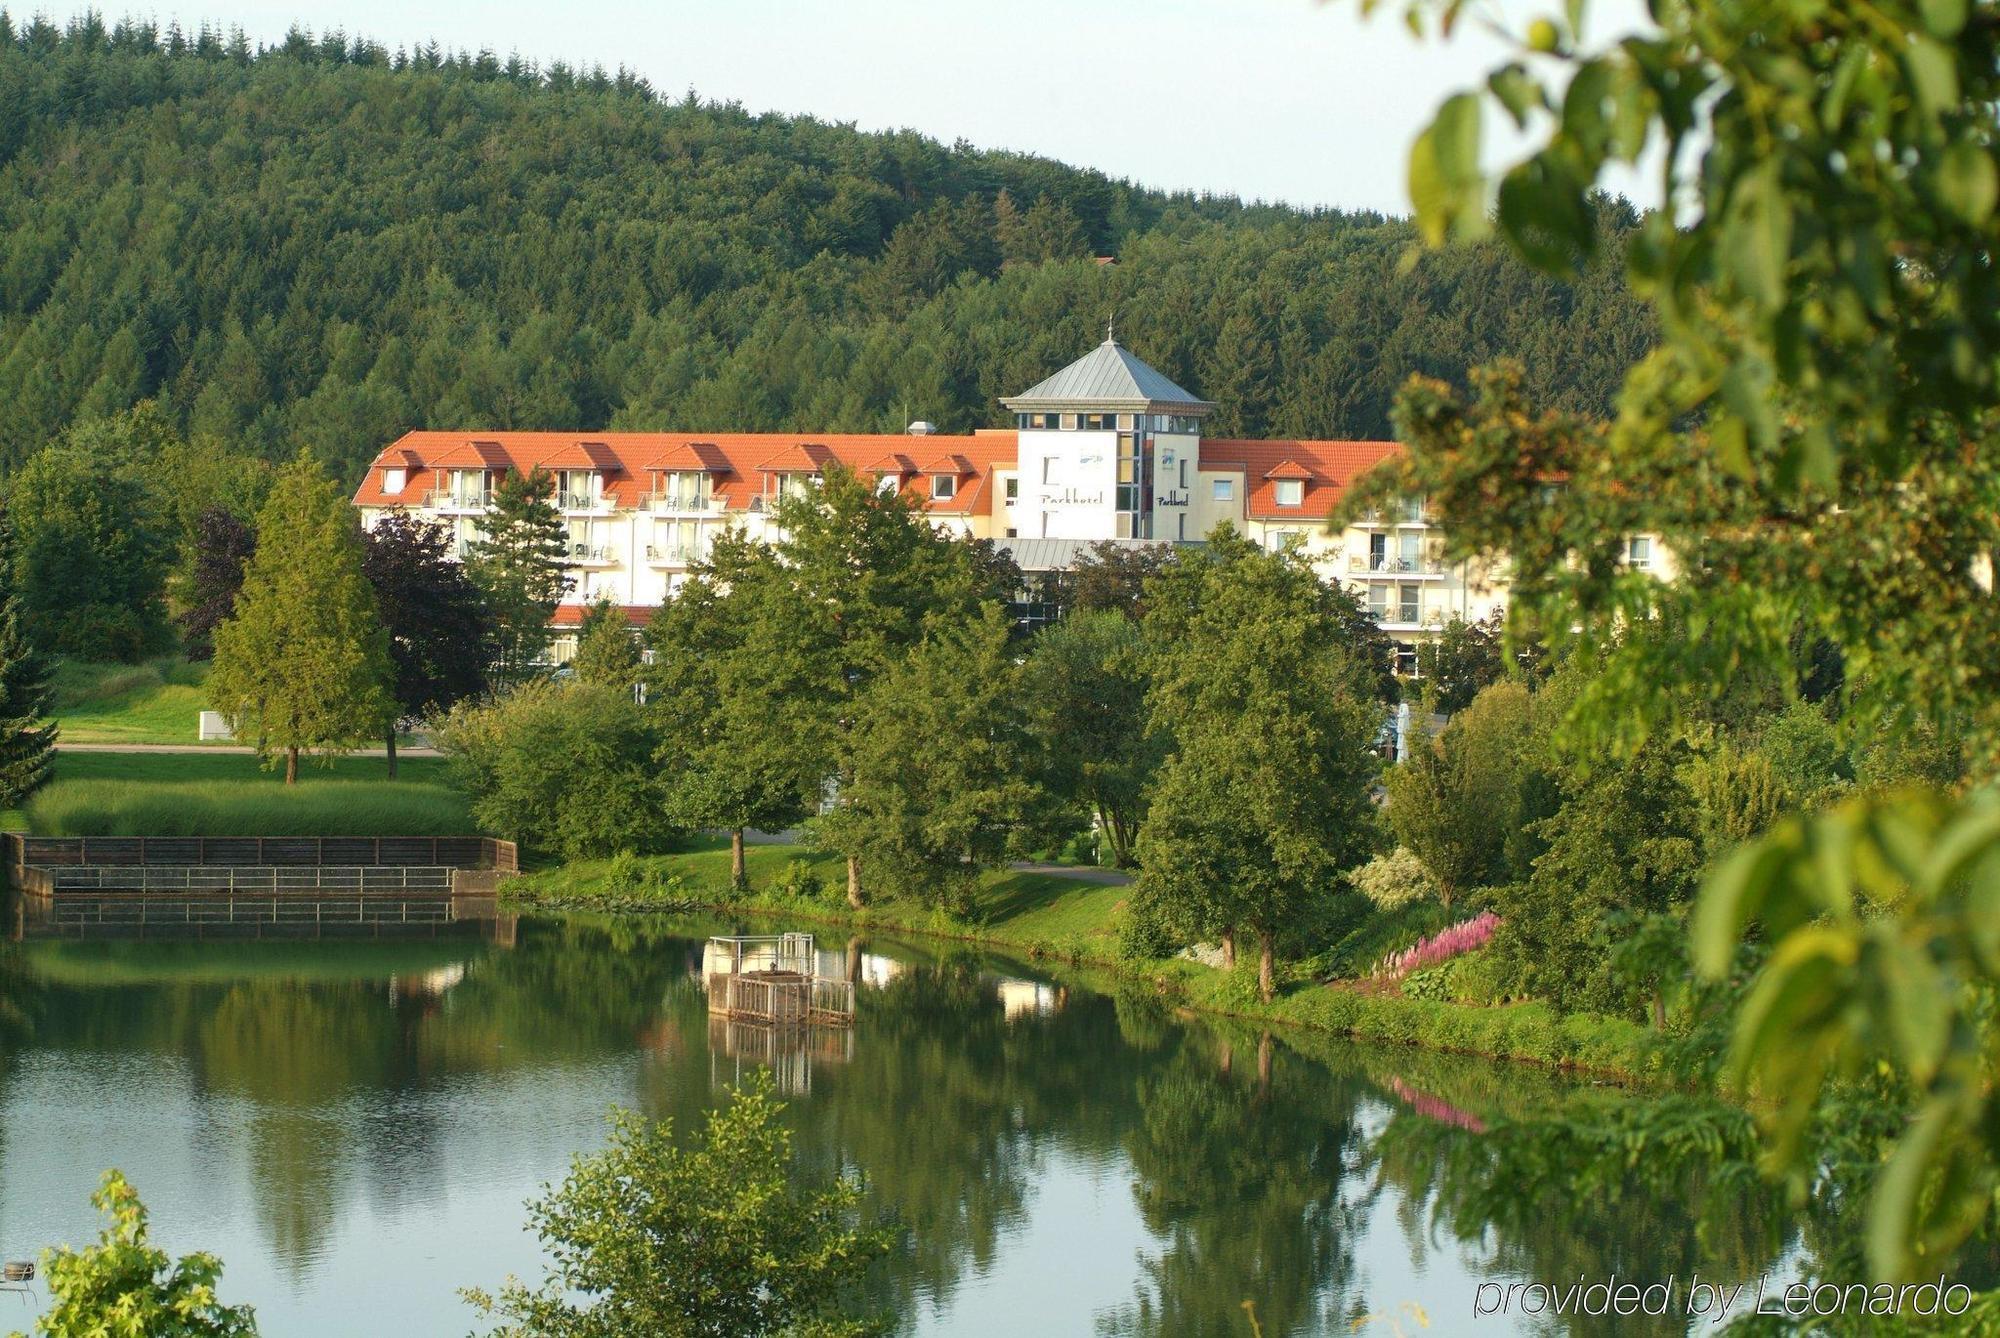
[1134,540,1382,999]
[469,467,572,687]
[1371,0,2000,1281]
[465,1075,891,1338]
[1694,786,2000,1280]
[822,604,1036,915]
[1412,611,1505,714]
[1347,846,1437,912]
[434,679,672,859]
[0,511,55,806]
[569,599,641,691]
[22,776,474,837]
[1019,609,1158,868]
[1755,699,1852,812]
[360,510,492,724]
[7,438,171,661]
[1386,680,1536,906]
[207,456,393,778]
[1492,739,1701,1019]
[19,1169,257,1338]
[1683,742,1787,862]
[769,858,835,907]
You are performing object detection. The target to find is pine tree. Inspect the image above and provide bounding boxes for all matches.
[468,467,571,687]
[0,505,56,810]
[208,455,394,783]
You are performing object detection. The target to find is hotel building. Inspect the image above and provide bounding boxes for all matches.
[353,335,1523,669]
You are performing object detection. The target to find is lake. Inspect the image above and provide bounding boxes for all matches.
[0,912,1801,1336]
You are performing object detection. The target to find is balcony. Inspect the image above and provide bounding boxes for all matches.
[1369,604,1426,628]
[1351,553,1446,577]
[557,491,614,514]
[642,493,726,516]
[568,544,617,566]
[424,490,492,512]
[645,545,698,567]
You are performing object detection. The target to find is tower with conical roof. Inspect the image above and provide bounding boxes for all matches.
[1001,329,1214,542]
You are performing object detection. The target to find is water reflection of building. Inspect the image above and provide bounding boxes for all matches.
[706,1015,855,1098]
[387,962,467,1004]
[995,977,1066,1021]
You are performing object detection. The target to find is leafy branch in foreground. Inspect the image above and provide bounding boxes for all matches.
[465,1074,892,1338]
[1345,0,2000,1281]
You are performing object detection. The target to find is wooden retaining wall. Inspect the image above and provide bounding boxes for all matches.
[3,834,517,871]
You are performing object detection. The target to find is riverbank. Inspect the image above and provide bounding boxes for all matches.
[507,841,1670,1085]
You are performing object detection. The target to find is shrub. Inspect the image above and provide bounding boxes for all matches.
[1348,846,1437,911]
[769,858,832,906]
[433,680,677,860]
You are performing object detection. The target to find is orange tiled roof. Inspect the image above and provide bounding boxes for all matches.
[869,452,918,475]
[353,431,1016,514]
[550,603,655,629]
[1202,439,1402,521]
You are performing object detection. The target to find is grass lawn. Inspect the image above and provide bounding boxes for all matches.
[4,751,469,835]
[51,657,216,745]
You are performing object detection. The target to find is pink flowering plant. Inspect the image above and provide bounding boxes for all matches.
[1373,911,1498,983]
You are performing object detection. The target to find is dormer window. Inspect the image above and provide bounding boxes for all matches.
[383,467,406,495]
[877,474,899,496]
[931,474,957,501]
[1274,479,1305,507]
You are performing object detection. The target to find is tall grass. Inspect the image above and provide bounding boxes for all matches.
[22,778,478,837]
[51,656,205,710]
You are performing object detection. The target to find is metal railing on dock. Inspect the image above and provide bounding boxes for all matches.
[702,934,855,1027]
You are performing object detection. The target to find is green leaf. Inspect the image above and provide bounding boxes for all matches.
[1409,93,1486,247]
[1866,931,1948,1084]
[1496,151,1595,277]
[1935,141,1998,225]
[1903,35,1959,119]
[1488,63,1544,129]
[1693,835,1788,977]
[1918,0,1968,40]
[1720,164,1792,314]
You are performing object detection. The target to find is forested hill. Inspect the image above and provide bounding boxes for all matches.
[0,14,1656,483]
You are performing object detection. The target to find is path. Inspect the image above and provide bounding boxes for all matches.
[57,743,443,757]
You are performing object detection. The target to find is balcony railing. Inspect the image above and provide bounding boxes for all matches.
[1353,553,1445,575]
[642,493,725,515]
[645,545,698,566]
[425,490,492,511]
[568,544,615,564]
[557,491,613,512]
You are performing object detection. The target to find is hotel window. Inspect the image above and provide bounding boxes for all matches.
[1004,477,1019,502]
[1395,643,1420,676]
[1274,479,1305,507]
[383,467,406,495]
[1627,535,1653,570]
[1118,413,1136,430]
[1212,478,1234,502]
[1397,585,1421,622]
[931,474,957,500]
[662,471,708,509]
[1398,496,1425,524]
[1398,531,1422,570]
[1367,584,1390,619]
[1060,413,1079,431]
[876,474,899,495]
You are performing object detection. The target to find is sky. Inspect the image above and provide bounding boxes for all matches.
[73,0,1656,213]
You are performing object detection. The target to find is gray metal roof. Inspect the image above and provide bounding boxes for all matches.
[1000,338,1215,415]
[996,536,1193,572]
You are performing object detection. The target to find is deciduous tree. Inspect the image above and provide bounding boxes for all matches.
[178,507,257,661]
[360,510,493,777]
[1135,544,1381,1000]
[7,445,171,661]
[569,597,641,691]
[465,1076,891,1338]
[1020,608,1158,868]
